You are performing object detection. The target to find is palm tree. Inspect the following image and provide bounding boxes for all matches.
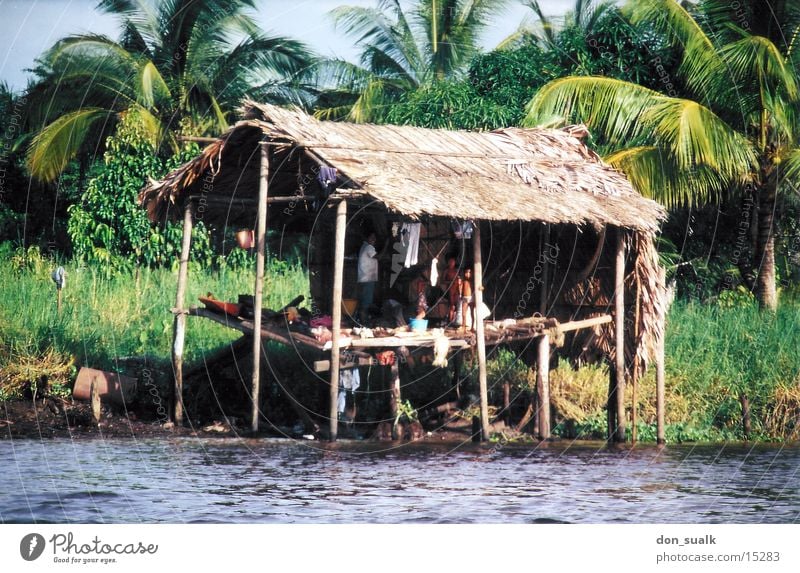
[25,0,314,182]
[317,0,511,122]
[524,0,800,310]
[501,0,613,50]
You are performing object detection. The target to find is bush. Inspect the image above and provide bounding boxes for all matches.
[67,110,212,271]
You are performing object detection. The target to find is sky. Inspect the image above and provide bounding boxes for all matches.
[0,0,573,91]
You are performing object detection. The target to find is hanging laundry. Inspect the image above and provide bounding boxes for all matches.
[452,220,474,240]
[401,222,421,268]
[430,257,439,287]
[340,368,361,391]
[313,166,338,210]
[337,368,361,414]
[432,334,449,367]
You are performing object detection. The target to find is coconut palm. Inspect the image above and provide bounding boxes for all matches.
[501,0,613,50]
[317,0,511,122]
[25,0,314,182]
[523,0,800,310]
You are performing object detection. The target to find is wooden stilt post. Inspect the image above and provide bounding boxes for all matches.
[540,224,550,314]
[607,368,616,441]
[502,381,511,426]
[329,198,348,441]
[171,201,193,426]
[390,361,401,440]
[614,228,627,443]
[632,275,641,444]
[452,350,462,400]
[656,323,666,445]
[537,333,551,440]
[90,376,101,424]
[251,142,269,433]
[472,221,491,441]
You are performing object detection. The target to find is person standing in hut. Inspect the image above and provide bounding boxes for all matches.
[357,232,379,324]
[443,256,461,324]
[460,267,474,331]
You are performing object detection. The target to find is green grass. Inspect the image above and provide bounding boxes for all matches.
[0,248,309,374]
[662,299,800,441]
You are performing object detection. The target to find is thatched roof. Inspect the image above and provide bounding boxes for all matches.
[140,101,665,232]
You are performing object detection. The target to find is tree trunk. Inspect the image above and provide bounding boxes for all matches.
[755,170,778,310]
[740,393,751,440]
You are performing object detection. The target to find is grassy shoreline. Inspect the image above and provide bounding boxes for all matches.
[2,250,798,442]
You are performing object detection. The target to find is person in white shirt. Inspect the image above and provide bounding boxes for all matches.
[356,232,379,323]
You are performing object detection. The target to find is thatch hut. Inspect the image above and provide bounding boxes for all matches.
[140,101,668,443]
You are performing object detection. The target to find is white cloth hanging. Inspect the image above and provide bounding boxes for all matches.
[401,222,421,268]
[337,368,361,413]
[430,257,439,287]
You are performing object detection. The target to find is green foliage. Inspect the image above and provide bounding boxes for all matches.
[66,111,212,271]
[468,44,558,122]
[467,6,680,122]
[318,0,513,122]
[716,285,756,308]
[396,399,418,424]
[385,81,516,129]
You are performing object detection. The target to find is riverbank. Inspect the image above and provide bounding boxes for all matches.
[2,249,799,443]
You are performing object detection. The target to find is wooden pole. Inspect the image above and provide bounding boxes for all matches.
[540,224,550,314]
[329,199,348,441]
[452,350,462,400]
[90,376,101,424]
[251,142,269,433]
[390,361,402,440]
[503,381,511,426]
[614,228,627,443]
[607,368,616,441]
[632,274,641,444]
[171,201,193,426]
[472,221,491,441]
[537,333,551,440]
[656,322,666,445]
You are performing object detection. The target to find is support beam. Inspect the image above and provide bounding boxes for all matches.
[171,202,193,426]
[537,333,551,440]
[328,199,348,441]
[614,228,627,443]
[472,221,491,441]
[250,143,269,433]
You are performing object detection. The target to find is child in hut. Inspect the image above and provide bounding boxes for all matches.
[409,269,430,319]
[460,267,474,331]
[443,256,461,324]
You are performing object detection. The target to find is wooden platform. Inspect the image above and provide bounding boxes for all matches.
[190,307,611,354]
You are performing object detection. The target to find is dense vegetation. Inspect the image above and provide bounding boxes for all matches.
[1,0,799,441]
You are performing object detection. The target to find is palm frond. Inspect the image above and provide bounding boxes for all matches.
[626,0,725,102]
[27,108,114,182]
[720,34,799,122]
[779,147,800,191]
[523,76,660,145]
[606,145,728,208]
[642,98,757,175]
[137,60,171,109]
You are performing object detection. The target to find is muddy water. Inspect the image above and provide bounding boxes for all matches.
[1,439,798,523]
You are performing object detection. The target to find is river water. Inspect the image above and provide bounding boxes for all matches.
[1,438,798,524]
